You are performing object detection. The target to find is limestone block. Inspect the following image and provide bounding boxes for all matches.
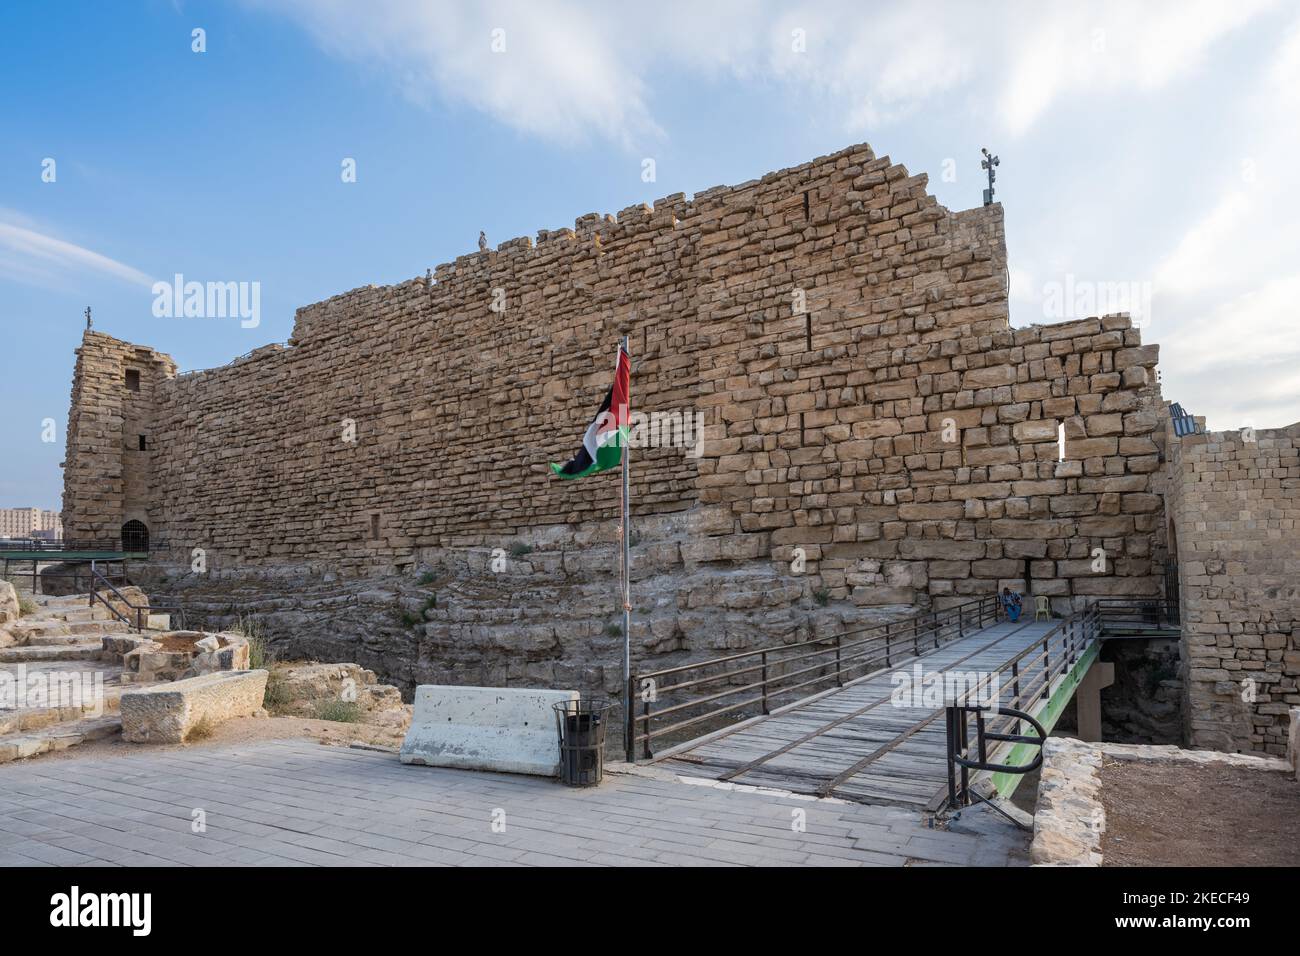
[120,670,268,744]
[1012,420,1058,443]
[102,634,156,667]
[190,632,250,675]
[0,581,19,629]
[962,365,1016,388]
[400,685,579,776]
[850,585,915,605]
[1114,344,1158,369]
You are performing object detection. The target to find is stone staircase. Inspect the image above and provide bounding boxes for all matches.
[0,593,135,764]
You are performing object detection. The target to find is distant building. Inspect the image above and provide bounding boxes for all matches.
[0,508,63,540]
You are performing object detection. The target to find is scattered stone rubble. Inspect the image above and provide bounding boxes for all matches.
[102,630,250,683]
[0,591,135,763]
[267,661,411,733]
[1,585,415,760]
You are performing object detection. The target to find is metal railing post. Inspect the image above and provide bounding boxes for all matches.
[885,623,892,667]
[1041,637,1050,700]
[835,635,843,687]
[625,675,635,763]
[958,708,970,804]
[945,706,958,809]
[642,696,653,760]
[761,651,770,714]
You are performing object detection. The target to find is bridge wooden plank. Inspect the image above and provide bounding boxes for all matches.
[654,618,1075,808]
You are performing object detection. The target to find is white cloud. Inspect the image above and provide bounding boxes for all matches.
[1154,191,1252,297]
[256,0,664,147]
[1000,0,1277,133]
[0,218,155,290]
[257,0,1274,144]
[1165,275,1300,375]
[1008,266,1036,307]
[1149,13,1300,428]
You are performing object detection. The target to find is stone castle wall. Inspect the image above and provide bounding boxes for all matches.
[1167,422,1300,755]
[62,141,1168,614]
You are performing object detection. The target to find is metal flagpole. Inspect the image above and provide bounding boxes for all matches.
[620,335,633,762]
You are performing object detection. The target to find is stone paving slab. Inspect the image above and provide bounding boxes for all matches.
[0,738,1028,867]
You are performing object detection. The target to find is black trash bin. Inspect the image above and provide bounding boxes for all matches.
[554,698,611,787]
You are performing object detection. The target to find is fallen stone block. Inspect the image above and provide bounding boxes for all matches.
[120,669,268,744]
[0,735,51,764]
[400,685,578,777]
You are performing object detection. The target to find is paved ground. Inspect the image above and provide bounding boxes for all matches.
[0,738,1029,866]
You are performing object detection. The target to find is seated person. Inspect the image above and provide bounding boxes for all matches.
[1001,587,1023,622]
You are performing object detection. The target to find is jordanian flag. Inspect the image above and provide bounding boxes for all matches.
[549,344,631,480]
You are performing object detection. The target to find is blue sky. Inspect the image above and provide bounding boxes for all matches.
[2,0,1299,508]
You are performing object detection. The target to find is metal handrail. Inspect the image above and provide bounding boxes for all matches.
[944,704,1048,820]
[949,704,1048,775]
[0,538,116,552]
[626,594,1001,761]
[0,538,166,553]
[939,603,1104,812]
[87,562,185,632]
[1094,598,1180,629]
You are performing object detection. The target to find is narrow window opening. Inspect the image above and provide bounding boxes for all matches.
[369,514,381,540]
[138,435,147,451]
[803,190,810,220]
[805,314,813,351]
[125,369,140,392]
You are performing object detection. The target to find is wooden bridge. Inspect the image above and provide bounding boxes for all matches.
[626,597,1172,813]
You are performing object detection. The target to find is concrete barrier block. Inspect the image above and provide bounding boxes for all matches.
[1289,707,1299,780]
[120,669,268,744]
[400,685,578,776]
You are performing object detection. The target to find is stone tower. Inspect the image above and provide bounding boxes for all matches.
[61,330,176,546]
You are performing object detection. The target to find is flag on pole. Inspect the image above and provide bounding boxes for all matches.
[549,344,631,480]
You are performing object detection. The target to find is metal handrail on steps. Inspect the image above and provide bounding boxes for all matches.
[87,561,185,632]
